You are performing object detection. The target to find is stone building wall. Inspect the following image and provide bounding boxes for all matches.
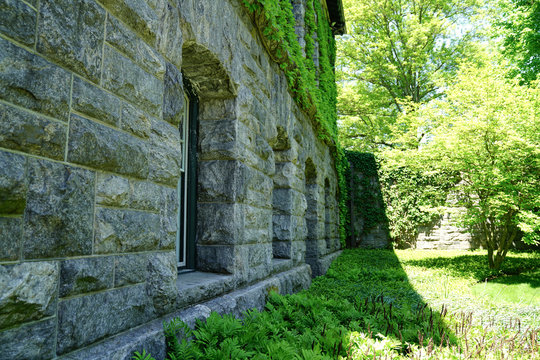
[415,210,481,250]
[0,0,343,358]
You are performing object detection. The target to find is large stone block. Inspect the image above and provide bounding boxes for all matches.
[0,262,57,330]
[147,119,181,186]
[94,207,161,254]
[37,0,105,83]
[0,151,26,215]
[162,62,184,127]
[273,162,298,189]
[68,114,150,179]
[156,1,182,68]
[95,173,130,208]
[99,0,159,46]
[23,159,94,259]
[59,257,114,298]
[0,318,56,360]
[57,284,150,355]
[198,160,247,203]
[245,205,271,231]
[0,103,66,160]
[0,38,71,121]
[102,45,163,118]
[198,119,239,161]
[114,253,148,287]
[196,245,235,274]
[106,15,165,79]
[0,217,21,261]
[197,203,243,245]
[146,252,177,315]
[0,0,37,46]
[95,173,173,214]
[72,76,123,126]
[121,103,152,139]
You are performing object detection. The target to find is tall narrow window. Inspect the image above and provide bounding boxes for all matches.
[177,80,198,269]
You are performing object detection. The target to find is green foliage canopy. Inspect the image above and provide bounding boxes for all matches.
[386,60,540,268]
[496,0,540,84]
[337,0,480,152]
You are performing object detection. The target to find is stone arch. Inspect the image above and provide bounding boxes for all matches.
[181,42,237,99]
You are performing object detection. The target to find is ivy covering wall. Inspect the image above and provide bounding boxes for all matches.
[242,0,349,244]
[345,152,389,247]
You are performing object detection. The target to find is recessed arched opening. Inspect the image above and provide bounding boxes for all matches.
[324,178,331,251]
[174,41,237,273]
[271,126,293,260]
[304,158,320,274]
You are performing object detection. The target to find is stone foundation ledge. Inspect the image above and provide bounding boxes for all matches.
[309,250,342,277]
[59,264,311,360]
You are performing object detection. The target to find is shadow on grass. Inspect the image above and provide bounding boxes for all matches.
[401,253,540,284]
[308,249,459,352]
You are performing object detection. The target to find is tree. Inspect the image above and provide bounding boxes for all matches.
[337,0,481,152]
[496,0,540,84]
[386,60,540,268]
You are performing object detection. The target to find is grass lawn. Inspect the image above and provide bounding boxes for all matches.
[158,249,539,360]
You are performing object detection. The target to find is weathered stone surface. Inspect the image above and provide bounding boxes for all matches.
[94,207,161,254]
[177,272,236,309]
[106,15,165,79]
[95,173,169,213]
[0,0,37,46]
[198,160,247,203]
[57,284,150,355]
[0,217,21,261]
[245,205,271,231]
[0,318,56,360]
[114,253,148,287]
[0,151,26,215]
[102,45,163,118]
[147,119,181,186]
[273,162,298,189]
[162,62,184,127]
[37,0,105,83]
[197,203,243,245]
[0,103,66,160]
[121,103,152,139]
[68,114,149,179]
[100,0,159,46]
[95,173,130,208]
[23,159,94,259]
[196,245,235,274]
[198,119,239,161]
[129,179,165,211]
[160,187,177,250]
[146,252,177,315]
[59,257,114,298]
[0,262,57,329]
[156,2,182,67]
[72,76,123,126]
[0,38,71,121]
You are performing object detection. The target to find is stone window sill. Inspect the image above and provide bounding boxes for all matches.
[177,271,235,309]
[271,258,293,274]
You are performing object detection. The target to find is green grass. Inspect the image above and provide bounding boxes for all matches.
[472,270,540,306]
[152,249,539,360]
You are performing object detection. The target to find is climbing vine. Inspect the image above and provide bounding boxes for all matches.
[241,0,349,245]
[345,152,389,243]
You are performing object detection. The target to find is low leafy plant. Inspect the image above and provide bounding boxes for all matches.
[137,249,539,359]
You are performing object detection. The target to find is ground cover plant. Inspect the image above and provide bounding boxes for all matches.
[135,249,539,359]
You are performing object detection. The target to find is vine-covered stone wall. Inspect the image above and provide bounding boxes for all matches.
[0,0,343,357]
